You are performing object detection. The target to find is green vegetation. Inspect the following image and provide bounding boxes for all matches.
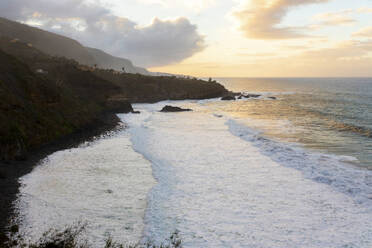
[2,223,182,248]
[0,41,119,160]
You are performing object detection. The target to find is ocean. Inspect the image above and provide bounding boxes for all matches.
[15,78,372,247]
[217,78,372,169]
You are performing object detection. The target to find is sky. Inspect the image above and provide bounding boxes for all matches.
[1,0,372,77]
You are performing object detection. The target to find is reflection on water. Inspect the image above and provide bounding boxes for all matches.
[213,78,372,168]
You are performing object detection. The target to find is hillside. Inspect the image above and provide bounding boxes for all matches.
[0,44,122,161]
[0,17,95,65]
[93,70,227,103]
[0,47,133,235]
[85,47,151,75]
[0,36,228,160]
[0,17,149,74]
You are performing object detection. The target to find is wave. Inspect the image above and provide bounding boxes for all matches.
[328,120,372,138]
[290,101,372,139]
[15,130,155,246]
[309,109,372,138]
[227,119,372,208]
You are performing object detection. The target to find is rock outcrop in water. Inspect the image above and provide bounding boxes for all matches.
[106,98,134,113]
[160,106,192,112]
[221,96,236,101]
[243,94,261,98]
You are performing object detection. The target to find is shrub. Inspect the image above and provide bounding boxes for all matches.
[4,223,182,248]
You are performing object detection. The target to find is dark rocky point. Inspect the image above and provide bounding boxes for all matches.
[106,99,134,113]
[160,105,192,112]
[221,95,236,101]
[268,96,277,100]
[243,94,261,98]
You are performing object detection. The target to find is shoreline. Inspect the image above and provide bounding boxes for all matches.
[4,98,372,246]
[0,112,121,244]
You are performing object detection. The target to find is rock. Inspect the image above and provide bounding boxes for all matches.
[238,95,243,99]
[131,110,141,114]
[10,225,19,234]
[0,232,9,246]
[106,99,133,113]
[221,95,236,101]
[268,96,277,100]
[160,105,192,112]
[243,94,261,98]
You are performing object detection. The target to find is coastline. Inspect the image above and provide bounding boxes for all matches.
[0,21,229,245]
[0,112,121,244]
[5,94,372,246]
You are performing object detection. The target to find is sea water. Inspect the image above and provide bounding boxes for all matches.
[16,78,372,247]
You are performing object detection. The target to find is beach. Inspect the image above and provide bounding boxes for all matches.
[12,77,372,247]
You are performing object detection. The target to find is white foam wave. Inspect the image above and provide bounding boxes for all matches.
[15,129,156,246]
[15,100,372,247]
[227,119,372,208]
[122,104,372,247]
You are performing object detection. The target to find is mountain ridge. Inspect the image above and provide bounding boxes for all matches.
[0,17,150,74]
[85,46,151,75]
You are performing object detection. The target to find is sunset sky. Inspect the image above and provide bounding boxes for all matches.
[1,0,372,77]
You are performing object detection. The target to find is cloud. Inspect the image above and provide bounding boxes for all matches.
[280,45,311,50]
[154,38,372,77]
[299,40,372,60]
[86,17,206,67]
[357,7,372,14]
[232,40,372,77]
[236,52,277,57]
[0,0,205,67]
[272,40,372,76]
[312,10,356,27]
[233,0,330,39]
[138,0,216,12]
[353,26,372,38]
